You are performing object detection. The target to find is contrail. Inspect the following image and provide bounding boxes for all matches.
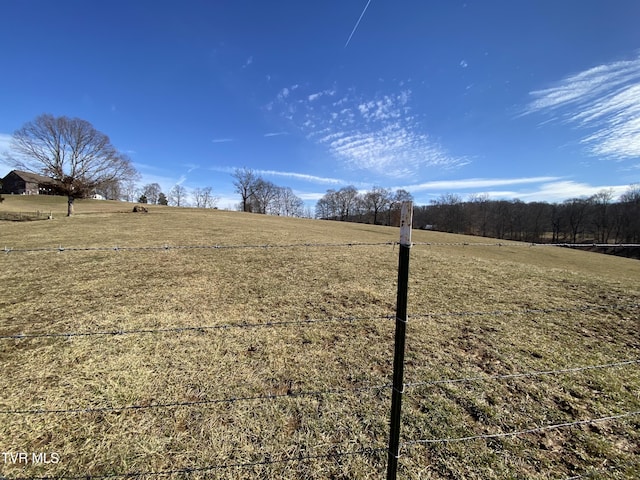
[344,0,373,48]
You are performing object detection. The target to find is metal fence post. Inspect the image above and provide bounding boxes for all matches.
[387,201,412,480]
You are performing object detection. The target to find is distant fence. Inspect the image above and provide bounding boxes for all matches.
[1,219,639,478]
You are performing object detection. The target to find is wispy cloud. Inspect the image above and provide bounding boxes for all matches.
[242,56,253,68]
[211,138,234,143]
[263,132,289,137]
[516,181,629,202]
[397,176,562,192]
[254,169,346,185]
[524,52,640,160]
[404,177,630,203]
[308,89,336,102]
[208,166,347,186]
[269,86,467,178]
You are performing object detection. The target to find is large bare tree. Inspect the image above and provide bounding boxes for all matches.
[231,167,257,212]
[168,184,188,207]
[7,114,137,215]
[142,183,162,204]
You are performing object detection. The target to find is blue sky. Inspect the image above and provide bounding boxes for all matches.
[1,0,639,209]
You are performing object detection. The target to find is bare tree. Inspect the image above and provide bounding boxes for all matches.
[232,167,257,212]
[336,186,360,220]
[94,178,121,200]
[142,183,162,204]
[272,186,304,216]
[388,189,414,226]
[193,186,218,208]
[168,184,188,207]
[619,184,640,243]
[315,189,339,219]
[363,186,390,224]
[7,114,137,215]
[251,179,278,214]
[121,178,140,202]
[589,189,615,243]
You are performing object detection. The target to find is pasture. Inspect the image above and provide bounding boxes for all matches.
[1,196,639,479]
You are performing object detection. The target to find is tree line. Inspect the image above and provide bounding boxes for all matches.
[315,186,414,226]
[414,187,640,244]
[232,168,307,217]
[314,185,640,245]
[125,183,219,209]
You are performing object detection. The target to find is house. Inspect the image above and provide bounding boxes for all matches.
[0,170,63,195]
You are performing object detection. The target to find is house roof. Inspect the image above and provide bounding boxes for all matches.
[6,170,60,185]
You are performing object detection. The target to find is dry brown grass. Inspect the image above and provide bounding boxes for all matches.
[1,197,639,479]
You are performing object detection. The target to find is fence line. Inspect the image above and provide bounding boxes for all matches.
[4,445,387,480]
[2,358,635,416]
[412,241,640,248]
[2,241,396,254]
[404,359,640,390]
[0,314,392,340]
[3,241,640,255]
[0,383,391,416]
[401,410,640,448]
[3,302,635,341]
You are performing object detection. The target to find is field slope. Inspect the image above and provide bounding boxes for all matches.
[1,198,639,479]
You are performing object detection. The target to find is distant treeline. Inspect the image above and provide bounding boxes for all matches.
[315,186,414,226]
[316,185,640,245]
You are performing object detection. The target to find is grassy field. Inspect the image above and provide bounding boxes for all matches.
[1,196,639,479]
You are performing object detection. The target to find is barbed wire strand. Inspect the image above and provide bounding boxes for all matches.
[3,446,387,480]
[2,241,396,254]
[4,302,637,341]
[411,242,640,248]
[402,410,640,448]
[0,383,392,415]
[3,241,640,255]
[0,314,393,340]
[404,359,640,390]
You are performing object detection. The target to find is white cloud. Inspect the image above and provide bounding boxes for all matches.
[211,138,234,143]
[263,132,289,137]
[270,86,466,178]
[524,52,640,160]
[243,56,253,68]
[278,87,290,100]
[405,177,631,203]
[517,181,629,202]
[255,169,345,185]
[397,176,562,192]
[459,60,468,68]
[308,89,336,102]
[297,192,326,201]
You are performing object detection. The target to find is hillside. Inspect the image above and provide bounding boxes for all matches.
[1,201,638,478]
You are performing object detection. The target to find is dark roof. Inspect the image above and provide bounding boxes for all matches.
[6,170,60,185]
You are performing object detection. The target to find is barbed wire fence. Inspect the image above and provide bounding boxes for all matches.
[3,241,640,255]
[1,209,639,478]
